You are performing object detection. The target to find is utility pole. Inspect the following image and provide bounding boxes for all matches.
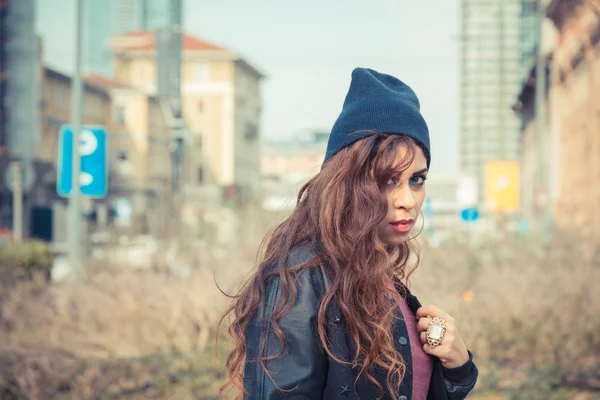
[12,160,22,243]
[170,0,184,195]
[534,0,547,239]
[69,0,84,282]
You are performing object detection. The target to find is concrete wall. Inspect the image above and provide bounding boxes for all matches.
[233,62,262,199]
[181,60,234,188]
[546,0,600,236]
[39,69,111,164]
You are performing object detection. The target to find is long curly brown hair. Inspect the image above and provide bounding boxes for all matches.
[218,133,423,400]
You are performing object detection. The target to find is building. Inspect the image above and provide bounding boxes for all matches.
[261,131,329,211]
[84,0,172,76]
[421,173,484,244]
[519,0,543,83]
[85,74,171,236]
[515,0,600,238]
[0,0,41,236]
[31,67,112,243]
[31,68,172,242]
[139,0,171,30]
[459,0,538,205]
[111,30,264,206]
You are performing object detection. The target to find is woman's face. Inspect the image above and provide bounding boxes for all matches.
[377,145,428,246]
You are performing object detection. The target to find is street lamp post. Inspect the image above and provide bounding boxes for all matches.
[69,0,84,282]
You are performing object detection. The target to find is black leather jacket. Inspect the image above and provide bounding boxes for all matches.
[244,245,478,399]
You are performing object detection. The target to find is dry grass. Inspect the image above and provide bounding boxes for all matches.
[1,266,228,358]
[411,233,600,398]
[0,208,599,399]
[413,234,600,367]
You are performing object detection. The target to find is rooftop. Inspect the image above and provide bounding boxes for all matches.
[44,67,109,96]
[110,30,265,79]
[111,30,226,53]
[85,74,134,90]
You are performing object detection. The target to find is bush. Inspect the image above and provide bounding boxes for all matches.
[0,241,53,305]
[0,347,227,400]
[0,241,53,281]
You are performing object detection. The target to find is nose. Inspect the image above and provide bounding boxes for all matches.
[392,185,416,210]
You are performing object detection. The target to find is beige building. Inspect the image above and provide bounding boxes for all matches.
[515,0,600,238]
[110,31,264,206]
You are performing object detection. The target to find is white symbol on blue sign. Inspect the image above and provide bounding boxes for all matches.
[460,207,479,222]
[57,125,108,198]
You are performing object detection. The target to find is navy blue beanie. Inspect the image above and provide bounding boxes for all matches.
[323,68,430,167]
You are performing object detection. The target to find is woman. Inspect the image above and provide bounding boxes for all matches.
[220,68,478,399]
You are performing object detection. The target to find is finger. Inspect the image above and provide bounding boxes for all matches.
[423,342,448,357]
[416,305,453,323]
[416,305,443,319]
[420,331,427,345]
[422,342,435,355]
[417,316,431,333]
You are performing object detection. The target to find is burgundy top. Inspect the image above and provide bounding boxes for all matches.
[398,295,434,399]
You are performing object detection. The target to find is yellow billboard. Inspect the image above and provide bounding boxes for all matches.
[484,161,520,213]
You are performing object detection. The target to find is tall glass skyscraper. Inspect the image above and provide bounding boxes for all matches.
[84,0,171,76]
[459,0,538,204]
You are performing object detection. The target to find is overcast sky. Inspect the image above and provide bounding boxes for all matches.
[37,0,460,173]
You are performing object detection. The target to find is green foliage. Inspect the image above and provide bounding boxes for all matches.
[508,364,565,400]
[0,349,228,400]
[0,240,53,282]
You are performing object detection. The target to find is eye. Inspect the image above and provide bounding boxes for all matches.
[386,178,397,187]
[409,175,427,186]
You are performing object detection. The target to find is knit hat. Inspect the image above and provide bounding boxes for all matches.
[323,68,430,167]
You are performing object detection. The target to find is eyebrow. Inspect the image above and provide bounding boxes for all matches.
[411,168,428,176]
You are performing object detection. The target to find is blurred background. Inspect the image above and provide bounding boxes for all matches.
[1,0,599,399]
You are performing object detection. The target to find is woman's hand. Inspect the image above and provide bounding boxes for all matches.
[416,305,470,369]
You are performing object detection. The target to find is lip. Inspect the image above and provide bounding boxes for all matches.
[391,219,414,225]
[389,219,414,233]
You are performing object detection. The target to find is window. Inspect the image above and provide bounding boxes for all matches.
[197,167,204,184]
[244,123,258,140]
[114,105,127,125]
[117,149,129,162]
[195,64,209,81]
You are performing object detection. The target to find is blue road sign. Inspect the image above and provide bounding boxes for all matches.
[57,125,108,198]
[460,207,479,222]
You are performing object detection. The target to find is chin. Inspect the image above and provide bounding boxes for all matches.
[381,234,410,246]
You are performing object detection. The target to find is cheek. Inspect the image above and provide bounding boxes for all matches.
[385,191,395,212]
[413,189,426,213]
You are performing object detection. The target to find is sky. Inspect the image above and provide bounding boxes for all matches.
[36,0,460,173]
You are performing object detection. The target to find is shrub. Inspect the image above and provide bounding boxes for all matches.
[0,241,53,306]
[0,241,53,281]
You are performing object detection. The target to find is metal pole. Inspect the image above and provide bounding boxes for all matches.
[171,0,184,195]
[69,0,84,282]
[535,0,546,238]
[171,0,182,102]
[168,0,184,243]
[12,161,22,243]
